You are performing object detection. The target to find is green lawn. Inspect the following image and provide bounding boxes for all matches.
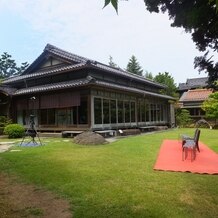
[0,128,218,218]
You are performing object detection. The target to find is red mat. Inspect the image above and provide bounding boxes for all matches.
[154,140,218,175]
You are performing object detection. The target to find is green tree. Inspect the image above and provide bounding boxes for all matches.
[145,71,153,80]
[0,52,28,79]
[104,0,218,11]
[104,0,118,12]
[202,92,218,124]
[104,0,218,89]
[154,72,177,97]
[0,116,12,135]
[126,55,143,76]
[176,109,192,127]
[108,55,118,67]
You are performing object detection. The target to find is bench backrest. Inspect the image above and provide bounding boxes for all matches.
[194,129,201,151]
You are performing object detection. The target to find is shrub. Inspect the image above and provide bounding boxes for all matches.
[176,109,192,127]
[0,116,12,135]
[188,123,196,128]
[0,127,4,135]
[3,124,25,138]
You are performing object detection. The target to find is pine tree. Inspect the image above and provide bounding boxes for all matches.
[104,0,218,89]
[145,71,153,80]
[126,55,143,76]
[108,56,117,67]
[176,109,192,127]
[0,52,28,79]
[154,72,177,97]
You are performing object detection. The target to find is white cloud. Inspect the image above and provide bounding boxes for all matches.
[0,0,204,84]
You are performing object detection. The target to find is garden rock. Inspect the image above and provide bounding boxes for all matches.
[73,131,107,145]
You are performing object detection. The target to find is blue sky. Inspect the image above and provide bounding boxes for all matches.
[0,0,206,85]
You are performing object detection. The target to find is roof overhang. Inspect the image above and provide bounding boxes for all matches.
[13,76,175,101]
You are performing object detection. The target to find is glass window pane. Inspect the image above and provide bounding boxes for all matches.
[103,99,110,124]
[118,101,124,123]
[110,100,117,124]
[137,101,140,122]
[157,104,160,122]
[57,109,67,126]
[40,109,47,125]
[23,110,27,125]
[66,109,72,125]
[153,104,157,121]
[72,106,78,124]
[94,98,102,124]
[151,104,154,121]
[160,105,163,121]
[131,102,136,122]
[124,101,130,123]
[48,109,55,125]
[146,104,150,122]
[141,101,145,122]
[79,97,88,124]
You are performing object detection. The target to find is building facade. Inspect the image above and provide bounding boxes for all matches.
[0,44,175,131]
[178,77,213,121]
[178,77,208,97]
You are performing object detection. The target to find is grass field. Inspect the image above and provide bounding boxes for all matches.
[0,128,218,218]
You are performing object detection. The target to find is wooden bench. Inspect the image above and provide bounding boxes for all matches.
[62,131,84,138]
[139,126,157,132]
[120,129,141,136]
[95,130,116,137]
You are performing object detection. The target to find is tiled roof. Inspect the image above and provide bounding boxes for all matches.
[44,44,90,63]
[3,44,165,89]
[14,77,92,95]
[179,89,212,102]
[178,77,208,90]
[2,63,86,84]
[95,80,174,100]
[0,85,17,95]
[90,62,165,88]
[14,76,174,100]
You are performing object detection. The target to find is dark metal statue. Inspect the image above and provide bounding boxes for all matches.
[20,115,42,146]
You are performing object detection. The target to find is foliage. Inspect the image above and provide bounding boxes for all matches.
[104,0,218,89]
[105,0,218,10]
[144,0,218,89]
[0,116,12,127]
[202,91,218,122]
[194,52,218,90]
[3,123,25,138]
[195,119,211,128]
[0,127,3,135]
[108,55,118,67]
[0,116,12,135]
[104,0,118,12]
[154,72,178,97]
[0,129,218,217]
[176,109,192,127]
[126,55,143,76]
[213,124,218,129]
[144,71,153,80]
[0,52,29,79]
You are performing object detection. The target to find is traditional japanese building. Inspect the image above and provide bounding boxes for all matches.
[178,77,213,121]
[178,77,208,97]
[0,44,175,132]
[178,89,213,120]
